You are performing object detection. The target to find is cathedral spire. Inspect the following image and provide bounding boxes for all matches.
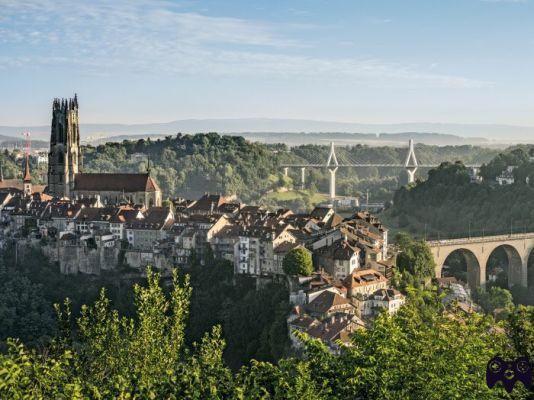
[23,153,32,197]
[23,153,31,183]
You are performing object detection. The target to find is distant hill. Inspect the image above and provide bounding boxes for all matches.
[2,118,534,145]
[0,134,48,150]
[86,131,488,147]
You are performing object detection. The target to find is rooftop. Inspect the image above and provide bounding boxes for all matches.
[74,173,160,193]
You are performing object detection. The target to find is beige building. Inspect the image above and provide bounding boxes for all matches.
[344,269,388,298]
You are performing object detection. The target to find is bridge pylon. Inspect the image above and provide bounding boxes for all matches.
[404,139,418,184]
[326,142,339,201]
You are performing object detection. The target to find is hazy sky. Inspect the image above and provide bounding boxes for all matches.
[1,0,534,126]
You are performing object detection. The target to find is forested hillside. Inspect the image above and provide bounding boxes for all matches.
[0,244,289,370]
[79,133,499,208]
[386,146,534,239]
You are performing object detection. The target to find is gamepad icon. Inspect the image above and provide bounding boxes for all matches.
[486,356,532,393]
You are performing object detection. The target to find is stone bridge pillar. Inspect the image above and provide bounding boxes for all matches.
[520,247,532,288]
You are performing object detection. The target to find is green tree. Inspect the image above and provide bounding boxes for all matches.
[474,286,514,315]
[507,305,534,360]
[0,272,55,349]
[283,247,313,276]
[395,233,436,287]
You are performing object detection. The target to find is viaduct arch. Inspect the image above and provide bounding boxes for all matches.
[427,233,534,290]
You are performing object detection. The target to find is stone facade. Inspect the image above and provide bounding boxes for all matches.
[47,96,80,198]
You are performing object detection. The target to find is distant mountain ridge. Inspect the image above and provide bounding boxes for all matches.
[1,118,533,145]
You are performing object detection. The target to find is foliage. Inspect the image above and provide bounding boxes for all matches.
[1,276,530,399]
[479,148,529,180]
[474,286,514,315]
[0,149,48,184]
[395,232,436,288]
[0,270,55,350]
[185,259,291,369]
[388,160,534,238]
[282,247,313,276]
[506,305,534,360]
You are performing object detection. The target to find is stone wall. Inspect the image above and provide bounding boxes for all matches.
[59,243,119,275]
[124,250,172,273]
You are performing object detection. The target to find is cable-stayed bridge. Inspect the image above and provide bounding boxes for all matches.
[280,140,481,201]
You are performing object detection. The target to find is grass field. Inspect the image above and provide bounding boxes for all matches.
[263,190,329,203]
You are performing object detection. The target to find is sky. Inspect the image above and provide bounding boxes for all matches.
[1,0,534,127]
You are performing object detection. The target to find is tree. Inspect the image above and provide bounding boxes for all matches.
[475,286,514,315]
[507,305,534,360]
[0,272,55,349]
[395,233,436,287]
[475,286,514,313]
[283,247,313,276]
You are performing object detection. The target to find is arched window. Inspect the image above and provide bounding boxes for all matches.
[58,152,64,164]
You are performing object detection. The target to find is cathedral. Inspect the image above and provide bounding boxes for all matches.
[46,95,162,207]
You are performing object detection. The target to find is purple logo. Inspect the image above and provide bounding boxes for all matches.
[486,356,532,393]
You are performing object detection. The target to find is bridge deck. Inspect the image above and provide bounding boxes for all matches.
[427,232,534,247]
[280,164,481,168]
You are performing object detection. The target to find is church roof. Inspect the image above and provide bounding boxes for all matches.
[73,173,160,193]
[0,179,45,194]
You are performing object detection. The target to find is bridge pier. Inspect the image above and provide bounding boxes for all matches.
[300,167,306,189]
[329,167,338,201]
[521,254,529,288]
[406,167,418,184]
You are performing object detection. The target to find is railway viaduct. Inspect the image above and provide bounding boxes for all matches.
[427,233,534,290]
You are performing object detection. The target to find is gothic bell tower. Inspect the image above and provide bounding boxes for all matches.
[47,94,81,198]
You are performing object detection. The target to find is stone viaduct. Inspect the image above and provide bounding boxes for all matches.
[427,233,534,290]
